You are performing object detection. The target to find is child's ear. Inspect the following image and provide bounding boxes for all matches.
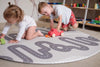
[47,4,51,8]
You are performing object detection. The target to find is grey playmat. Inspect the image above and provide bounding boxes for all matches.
[0,28,100,64]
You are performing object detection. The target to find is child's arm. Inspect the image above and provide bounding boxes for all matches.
[56,15,62,32]
[9,27,25,43]
[50,19,54,29]
[1,23,11,38]
[9,23,26,43]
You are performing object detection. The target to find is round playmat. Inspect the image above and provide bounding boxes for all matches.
[0,28,100,64]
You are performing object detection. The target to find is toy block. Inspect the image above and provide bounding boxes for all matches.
[0,38,6,45]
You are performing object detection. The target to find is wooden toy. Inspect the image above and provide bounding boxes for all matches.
[95,18,99,20]
[73,3,77,7]
[47,28,64,37]
[88,20,100,25]
[94,3,99,9]
[0,38,6,45]
[79,4,82,7]
[45,34,51,38]
[98,16,100,21]
[77,3,79,7]
[48,2,62,5]
[82,3,85,7]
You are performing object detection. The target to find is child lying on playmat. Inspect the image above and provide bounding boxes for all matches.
[0,2,43,43]
[38,2,78,32]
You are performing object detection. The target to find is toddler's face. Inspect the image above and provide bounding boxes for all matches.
[6,18,18,24]
[40,6,52,16]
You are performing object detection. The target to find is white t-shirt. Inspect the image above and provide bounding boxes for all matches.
[2,15,37,41]
[50,5,72,24]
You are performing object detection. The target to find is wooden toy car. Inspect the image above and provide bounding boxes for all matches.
[45,28,64,37]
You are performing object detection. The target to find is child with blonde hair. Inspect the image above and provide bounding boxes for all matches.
[0,2,43,43]
[38,2,78,31]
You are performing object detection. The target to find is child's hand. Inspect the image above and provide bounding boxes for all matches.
[9,40,18,43]
[0,36,4,38]
[0,34,5,38]
[56,28,61,32]
[58,30,61,32]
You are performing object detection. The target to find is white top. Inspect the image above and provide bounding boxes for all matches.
[50,5,72,24]
[2,15,37,41]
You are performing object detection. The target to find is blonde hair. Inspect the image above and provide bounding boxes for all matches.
[3,2,24,22]
[38,2,48,13]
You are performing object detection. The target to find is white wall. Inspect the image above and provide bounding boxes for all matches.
[0,0,48,23]
[0,0,15,23]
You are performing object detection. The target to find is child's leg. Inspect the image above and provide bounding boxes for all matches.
[63,27,68,31]
[22,31,27,39]
[70,11,78,29]
[72,22,78,29]
[61,23,69,31]
[25,26,43,40]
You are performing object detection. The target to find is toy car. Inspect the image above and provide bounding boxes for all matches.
[45,28,64,37]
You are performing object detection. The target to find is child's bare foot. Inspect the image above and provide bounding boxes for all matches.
[37,30,44,37]
[22,36,25,39]
[63,27,68,31]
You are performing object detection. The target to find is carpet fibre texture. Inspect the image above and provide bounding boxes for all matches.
[0,28,100,64]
